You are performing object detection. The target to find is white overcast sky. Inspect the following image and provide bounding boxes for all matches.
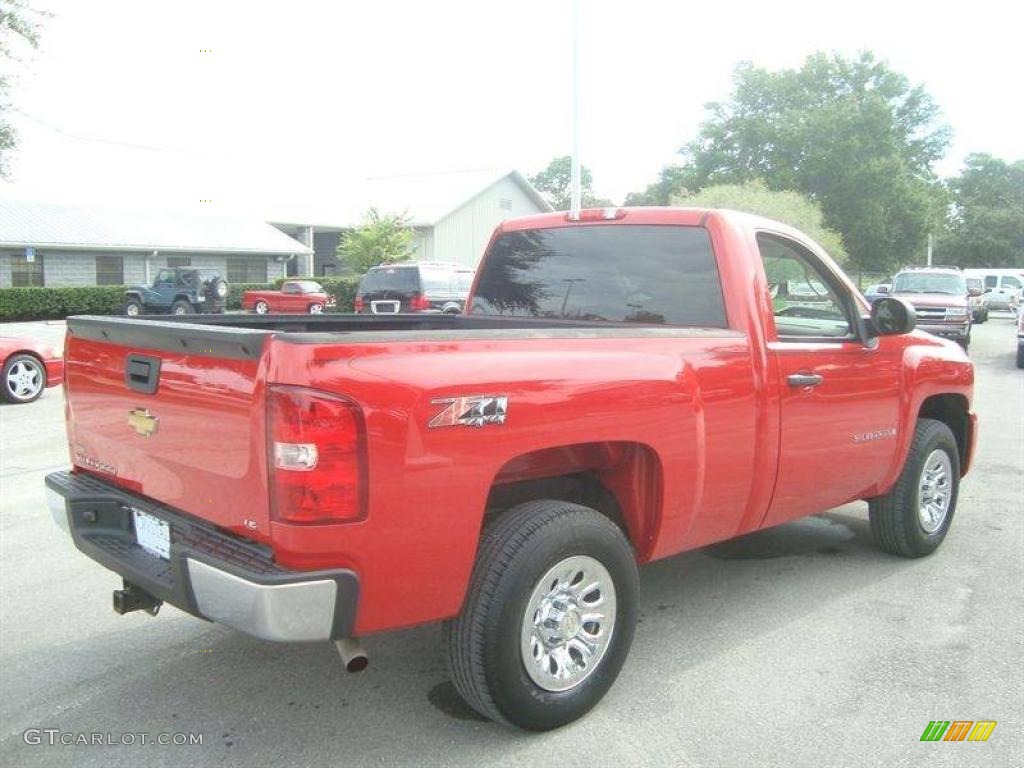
[2,0,1022,217]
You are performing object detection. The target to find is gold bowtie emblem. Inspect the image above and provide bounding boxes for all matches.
[128,408,159,437]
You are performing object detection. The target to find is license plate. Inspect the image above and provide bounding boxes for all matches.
[133,508,170,560]
[371,300,400,314]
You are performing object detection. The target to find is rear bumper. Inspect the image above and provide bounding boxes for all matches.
[44,358,64,387]
[46,470,358,642]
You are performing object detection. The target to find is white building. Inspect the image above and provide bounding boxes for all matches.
[269,169,552,277]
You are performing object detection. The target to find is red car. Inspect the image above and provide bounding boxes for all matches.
[242,280,335,314]
[48,208,975,730]
[1,336,64,404]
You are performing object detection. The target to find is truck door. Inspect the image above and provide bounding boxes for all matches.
[151,269,175,307]
[756,232,902,526]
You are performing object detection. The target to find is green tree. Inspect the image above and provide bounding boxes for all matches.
[1,0,45,178]
[529,155,612,209]
[675,180,847,261]
[337,208,416,274]
[624,166,697,206]
[660,52,950,274]
[935,154,1024,268]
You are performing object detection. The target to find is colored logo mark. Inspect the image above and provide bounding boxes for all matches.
[920,720,997,742]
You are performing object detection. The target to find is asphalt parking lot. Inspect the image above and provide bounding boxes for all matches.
[1,316,1021,768]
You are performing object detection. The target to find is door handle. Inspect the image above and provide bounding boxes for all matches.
[787,373,823,388]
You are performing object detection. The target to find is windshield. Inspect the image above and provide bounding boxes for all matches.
[965,277,982,291]
[469,225,726,326]
[892,272,966,295]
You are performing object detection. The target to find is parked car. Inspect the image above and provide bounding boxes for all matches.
[890,266,972,349]
[1017,307,1024,369]
[354,262,474,314]
[48,208,976,731]
[242,280,335,314]
[1,337,63,404]
[863,283,891,303]
[964,268,1023,312]
[965,277,989,323]
[123,268,228,316]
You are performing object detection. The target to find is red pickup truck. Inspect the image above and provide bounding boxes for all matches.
[242,279,335,314]
[47,208,976,731]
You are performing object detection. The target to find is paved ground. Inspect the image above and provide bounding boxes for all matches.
[1,316,1021,768]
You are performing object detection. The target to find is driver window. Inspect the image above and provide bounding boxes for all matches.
[756,233,853,340]
[282,283,298,294]
[155,269,173,283]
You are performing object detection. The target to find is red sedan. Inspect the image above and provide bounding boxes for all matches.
[242,280,335,314]
[1,337,64,404]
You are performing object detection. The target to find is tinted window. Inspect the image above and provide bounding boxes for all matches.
[984,275,998,288]
[359,266,419,292]
[469,225,726,326]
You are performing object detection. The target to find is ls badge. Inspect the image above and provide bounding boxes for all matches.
[429,395,508,429]
[128,407,159,437]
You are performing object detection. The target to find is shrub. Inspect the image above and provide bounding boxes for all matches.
[0,286,125,321]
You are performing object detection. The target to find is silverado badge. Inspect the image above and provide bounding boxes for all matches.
[429,395,508,429]
[128,407,159,437]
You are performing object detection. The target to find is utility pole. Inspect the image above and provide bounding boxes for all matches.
[569,0,581,217]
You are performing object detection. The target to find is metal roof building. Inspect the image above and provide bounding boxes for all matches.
[269,169,552,277]
[0,197,310,288]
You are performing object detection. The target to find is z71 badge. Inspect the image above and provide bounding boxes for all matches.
[429,395,508,428]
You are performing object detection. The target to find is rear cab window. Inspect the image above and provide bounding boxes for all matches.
[469,225,727,326]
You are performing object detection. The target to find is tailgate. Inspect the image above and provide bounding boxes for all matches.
[64,317,274,541]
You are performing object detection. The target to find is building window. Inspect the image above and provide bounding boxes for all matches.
[226,258,267,283]
[11,253,45,286]
[95,255,124,285]
[167,255,192,268]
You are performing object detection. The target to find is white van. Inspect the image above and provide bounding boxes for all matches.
[963,269,1023,311]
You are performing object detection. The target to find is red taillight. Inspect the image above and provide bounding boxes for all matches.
[566,207,625,222]
[410,293,431,311]
[267,386,366,524]
[353,296,365,312]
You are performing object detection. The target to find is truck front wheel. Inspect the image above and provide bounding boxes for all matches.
[123,299,144,316]
[444,500,638,731]
[869,418,960,558]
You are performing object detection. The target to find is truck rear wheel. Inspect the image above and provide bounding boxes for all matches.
[171,300,194,315]
[869,418,960,558]
[444,500,638,731]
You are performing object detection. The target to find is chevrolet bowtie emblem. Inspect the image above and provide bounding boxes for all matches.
[128,408,159,437]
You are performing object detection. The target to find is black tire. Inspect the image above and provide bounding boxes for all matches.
[869,418,960,558]
[1016,344,1024,369]
[2,353,46,404]
[171,300,194,315]
[123,298,144,316]
[445,500,638,731]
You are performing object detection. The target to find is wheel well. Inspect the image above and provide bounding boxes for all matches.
[173,294,192,303]
[919,394,970,470]
[484,442,662,559]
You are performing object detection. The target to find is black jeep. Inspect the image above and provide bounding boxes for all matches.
[123,268,229,316]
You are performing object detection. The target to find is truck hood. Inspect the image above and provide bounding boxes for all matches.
[892,292,967,309]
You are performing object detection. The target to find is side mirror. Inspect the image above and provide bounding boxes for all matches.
[876,285,890,295]
[968,286,982,297]
[869,297,916,337]
[984,287,993,293]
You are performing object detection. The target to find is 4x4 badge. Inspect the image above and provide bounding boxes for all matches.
[128,407,159,437]
[429,396,508,429]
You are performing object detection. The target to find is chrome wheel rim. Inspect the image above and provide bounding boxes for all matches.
[309,304,323,314]
[173,305,187,315]
[125,303,140,316]
[6,359,43,400]
[255,302,268,314]
[918,449,953,533]
[520,555,616,692]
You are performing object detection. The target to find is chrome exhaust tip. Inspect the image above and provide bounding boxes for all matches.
[334,638,368,672]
